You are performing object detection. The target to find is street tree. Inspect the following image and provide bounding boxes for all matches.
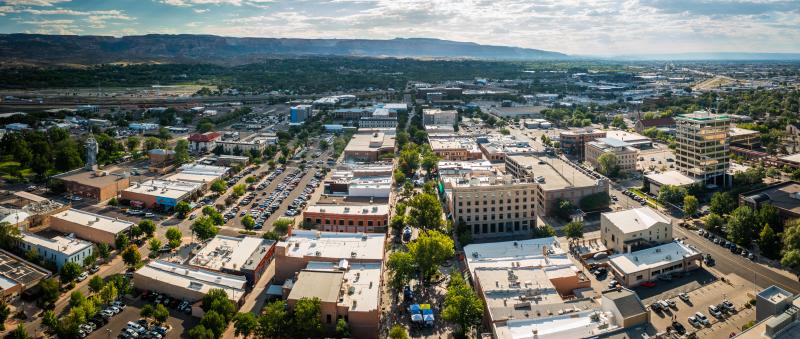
[389,325,409,339]
[336,318,351,338]
[727,206,756,246]
[704,213,725,234]
[683,195,699,218]
[148,238,162,254]
[10,324,28,339]
[293,297,322,338]
[257,301,289,339]
[153,304,169,324]
[710,192,736,215]
[758,224,780,259]
[174,139,190,165]
[122,245,142,269]
[88,275,104,293]
[232,184,246,197]
[191,217,218,241]
[115,233,129,250]
[200,311,227,338]
[138,220,156,238]
[442,274,484,337]
[0,301,9,331]
[60,261,81,284]
[387,251,415,289]
[242,215,256,230]
[210,179,228,194]
[166,227,182,249]
[408,230,454,281]
[233,312,258,339]
[407,193,443,229]
[175,201,191,219]
[596,153,620,177]
[564,221,584,243]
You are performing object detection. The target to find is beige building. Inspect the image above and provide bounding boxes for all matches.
[441,164,538,238]
[422,108,457,127]
[273,230,385,282]
[54,169,131,202]
[133,260,247,304]
[585,137,639,174]
[49,209,133,248]
[429,138,483,161]
[343,128,396,163]
[600,207,672,253]
[675,111,731,187]
[285,262,381,338]
[505,155,610,216]
[728,127,760,149]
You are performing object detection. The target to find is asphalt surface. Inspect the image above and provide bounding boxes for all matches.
[674,225,800,294]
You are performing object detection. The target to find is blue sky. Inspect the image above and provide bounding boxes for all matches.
[0,0,798,55]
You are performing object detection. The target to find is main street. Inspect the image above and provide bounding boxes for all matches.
[674,224,800,295]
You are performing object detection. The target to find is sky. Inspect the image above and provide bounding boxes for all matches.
[0,0,798,56]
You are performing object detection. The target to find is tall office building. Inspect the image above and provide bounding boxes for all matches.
[675,111,730,187]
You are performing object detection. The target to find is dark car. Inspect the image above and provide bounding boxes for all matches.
[403,286,413,301]
[671,321,686,334]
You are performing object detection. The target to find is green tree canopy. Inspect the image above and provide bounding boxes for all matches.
[710,192,736,215]
[442,273,484,337]
[407,193,443,229]
[138,219,156,238]
[60,261,82,283]
[387,251,415,290]
[293,297,322,338]
[408,230,454,281]
[596,153,620,177]
[122,245,141,269]
[727,206,757,246]
[683,195,699,218]
[192,216,219,241]
[564,221,584,242]
[174,139,190,165]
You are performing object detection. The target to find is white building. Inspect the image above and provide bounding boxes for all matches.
[133,260,247,303]
[607,241,702,287]
[601,207,672,253]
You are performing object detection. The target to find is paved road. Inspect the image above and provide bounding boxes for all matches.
[674,225,800,294]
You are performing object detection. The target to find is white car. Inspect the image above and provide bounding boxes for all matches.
[687,316,701,327]
[77,271,89,282]
[708,305,724,318]
[694,312,710,325]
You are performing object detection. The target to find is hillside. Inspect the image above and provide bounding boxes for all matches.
[0,34,569,66]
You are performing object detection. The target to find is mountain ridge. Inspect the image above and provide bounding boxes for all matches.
[0,33,570,66]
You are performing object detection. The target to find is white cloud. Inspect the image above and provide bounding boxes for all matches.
[193,8,209,13]
[20,18,81,34]
[3,0,70,6]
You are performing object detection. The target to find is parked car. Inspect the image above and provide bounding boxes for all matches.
[694,312,710,325]
[679,293,690,302]
[671,321,686,334]
[77,271,89,281]
[687,316,701,327]
[640,281,657,288]
[708,304,724,318]
[89,265,100,273]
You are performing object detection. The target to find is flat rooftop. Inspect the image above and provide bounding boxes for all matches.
[604,130,651,143]
[645,170,698,187]
[279,230,385,261]
[429,138,479,151]
[344,129,396,153]
[124,179,201,199]
[0,249,51,287]
[288,270,343,303]
[729,127,760,137]
[464,237,572,275]
[135,260,247,301]
[494,310,617,339]
[178,163,229,176]
[21,232,92,255]
[757,285,793,304]
[51,208,134,234]
[164,172,220,184]
[292,261,382,312]
[507,155,601,190]
[438,160,495,175]
[602,207,670,234]
[55,169,127,188]
[608,241,701,275]
[304,204,388,216]
[780,153,800,164]
[676,111,730,122]
[189,235,274,272]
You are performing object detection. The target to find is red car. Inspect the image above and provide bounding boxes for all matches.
[640,281,657,287]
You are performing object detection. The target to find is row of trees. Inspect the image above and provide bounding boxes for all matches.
[231,298,325,339]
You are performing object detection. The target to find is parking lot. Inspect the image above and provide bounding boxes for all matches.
[646,278,756,338]
[637,143,676,173]
[85,294,197,339]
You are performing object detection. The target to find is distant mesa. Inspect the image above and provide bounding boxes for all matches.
[0,34,570,66]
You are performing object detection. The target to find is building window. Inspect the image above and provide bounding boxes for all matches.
[368,221,373,226]
[636,275,643,280]
[474,224,480,234]
[327,314,332,324]
[348,220,354,226]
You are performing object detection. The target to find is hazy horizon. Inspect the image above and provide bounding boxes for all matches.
[0,0,799,56]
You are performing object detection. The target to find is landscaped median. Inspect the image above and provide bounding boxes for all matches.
[628,187,663,208]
